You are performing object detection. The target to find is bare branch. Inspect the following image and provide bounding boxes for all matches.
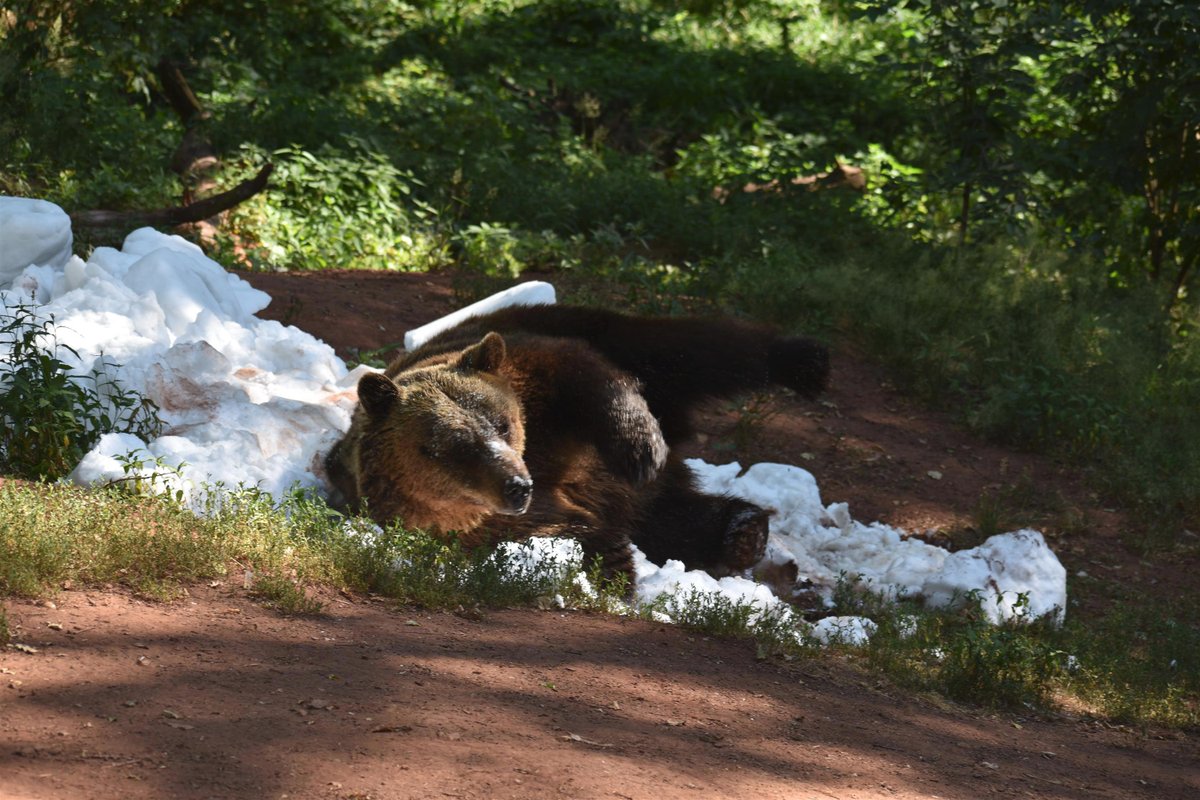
[70,164,274,229]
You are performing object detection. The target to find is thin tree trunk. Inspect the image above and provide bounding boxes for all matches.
[959,181,972,245]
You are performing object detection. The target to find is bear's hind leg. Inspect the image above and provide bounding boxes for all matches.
[633,460,770,577]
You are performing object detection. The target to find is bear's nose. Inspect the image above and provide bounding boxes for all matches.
[502,475,533,514]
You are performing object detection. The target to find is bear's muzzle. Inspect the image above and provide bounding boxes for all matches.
[500,474,533,515]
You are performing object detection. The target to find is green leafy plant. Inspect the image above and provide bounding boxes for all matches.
[0,304,163,481]
[373,530,584,609]
[643,587,805,656]
[938,593,1065,709]
[111,451,188,502]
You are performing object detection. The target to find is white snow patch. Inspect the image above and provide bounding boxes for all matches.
[687,459,1067,625]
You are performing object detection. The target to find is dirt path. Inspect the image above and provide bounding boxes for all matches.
[3,588,1196,800]
[3,270,1197,799]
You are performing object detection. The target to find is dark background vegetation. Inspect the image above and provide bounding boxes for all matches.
[2,0,1199,726]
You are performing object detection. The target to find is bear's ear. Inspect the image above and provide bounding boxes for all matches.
[358,372,400,419]
[458,332,506,374]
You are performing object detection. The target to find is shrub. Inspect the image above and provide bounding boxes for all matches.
[0,304,162,481]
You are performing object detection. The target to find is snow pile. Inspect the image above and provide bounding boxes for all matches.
[690,461,1065,623]
[0,197,1067,632]
[1,197,371,501]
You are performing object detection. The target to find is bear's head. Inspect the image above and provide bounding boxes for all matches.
[353,332,532,532]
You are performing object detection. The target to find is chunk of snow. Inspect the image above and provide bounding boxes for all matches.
[809,616,878,646]
[924,528,1067,623]
[403,280,556,351]
[685,459,1066,624]
[2,218,354,504]
[0,197,72,286]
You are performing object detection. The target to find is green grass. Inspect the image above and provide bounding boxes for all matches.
[0,480,583,609]
[1,479,1197,727]
[829,579,1199,726]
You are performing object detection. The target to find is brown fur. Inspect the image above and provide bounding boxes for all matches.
[325,304,830,582]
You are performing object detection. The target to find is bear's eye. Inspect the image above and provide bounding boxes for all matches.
[418,444,435,459]
[493,419,510,438]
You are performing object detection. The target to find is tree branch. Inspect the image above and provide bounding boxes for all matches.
[70,164,274,229]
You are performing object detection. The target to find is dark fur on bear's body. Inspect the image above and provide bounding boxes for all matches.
[324,304,829,582]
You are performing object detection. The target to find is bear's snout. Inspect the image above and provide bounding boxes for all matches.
[500,474,533,515]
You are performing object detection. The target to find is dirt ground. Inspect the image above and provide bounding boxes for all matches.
[3,269,1198,800]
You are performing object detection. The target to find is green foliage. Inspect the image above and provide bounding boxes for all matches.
[372,531,585,609]
[0,305,163,481]
[937,595,1065,709]
[221,140,444,271]
[0,2,181,210]
[828,576,1198,725]
[861,0,1042,241]
[1047,0,1200,298]
[0,482,219,598]
[833,582,1068,711]
[643,587,807,656]
[769,243,1200,522]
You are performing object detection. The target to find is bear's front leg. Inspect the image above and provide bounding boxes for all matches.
[598,376,668,486]
[508,338,667,486]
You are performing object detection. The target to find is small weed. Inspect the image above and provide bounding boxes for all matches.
[728,392,778,451]
[579,556,632,612]
[110,451,189,501]
[835,579,1067,711]
[344,341,406,370]
[375,531,584,610]
[250,572,325,615]
[0,604,9,645]
[643,588,805,657]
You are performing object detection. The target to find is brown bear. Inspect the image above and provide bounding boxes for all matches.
[324,303,829,583]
